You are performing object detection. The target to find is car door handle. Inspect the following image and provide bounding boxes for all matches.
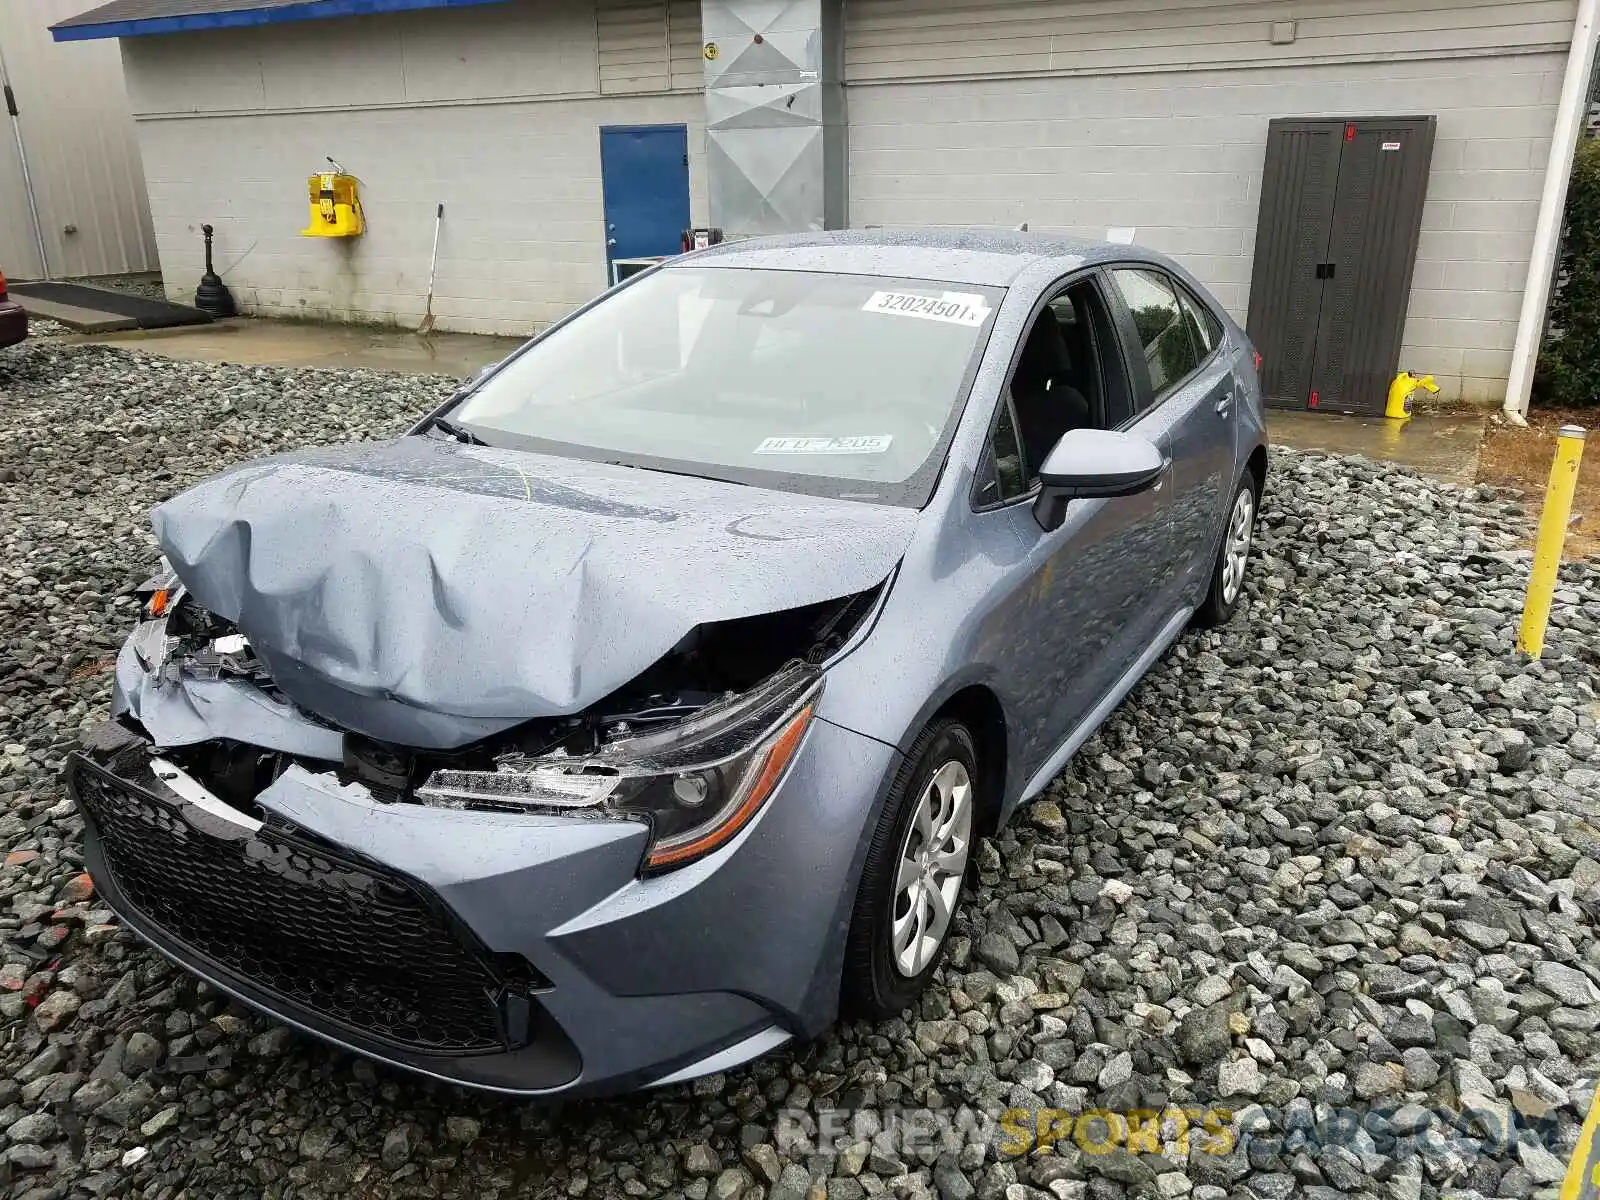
[1215,391,1233,416]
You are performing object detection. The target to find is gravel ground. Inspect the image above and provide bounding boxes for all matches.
[2,340,1599,1200]
[59,276,169,304]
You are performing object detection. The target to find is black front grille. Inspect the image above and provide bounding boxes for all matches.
[70,755,516,1055]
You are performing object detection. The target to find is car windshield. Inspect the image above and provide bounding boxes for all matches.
[448,266,1003,506]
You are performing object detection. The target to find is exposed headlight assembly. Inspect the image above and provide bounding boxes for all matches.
[135,559,183,621]
[416,664,821,875]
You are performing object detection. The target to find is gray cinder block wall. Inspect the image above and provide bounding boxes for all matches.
[843,0,1576,405]
[121,0,709,335]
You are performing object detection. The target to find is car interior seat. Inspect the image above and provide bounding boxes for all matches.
[1055,307,1104,421]
[1011,311,1091,478]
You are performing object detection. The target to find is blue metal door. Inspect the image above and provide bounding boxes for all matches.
[599,125,690,274]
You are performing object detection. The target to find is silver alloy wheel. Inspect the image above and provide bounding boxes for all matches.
[1220,486,1255,606]
[890,760,973,978]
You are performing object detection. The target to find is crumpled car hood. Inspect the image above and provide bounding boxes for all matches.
[151,437,916,748]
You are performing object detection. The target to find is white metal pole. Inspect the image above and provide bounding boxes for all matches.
[0,37,49,280]
[1504,0,1600,425]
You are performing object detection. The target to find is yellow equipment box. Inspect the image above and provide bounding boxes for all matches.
[301,172,364,238]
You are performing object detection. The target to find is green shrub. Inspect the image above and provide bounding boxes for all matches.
[1538,137,1600,409]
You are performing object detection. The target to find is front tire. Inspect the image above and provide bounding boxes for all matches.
[1194,472,1258,627]
[842,721,978,1020]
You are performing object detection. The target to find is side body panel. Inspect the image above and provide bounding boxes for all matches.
[989,481,1171,776]
[1107,261,1248,594]
[1159,356,1240,591]
[819,250,1259,815]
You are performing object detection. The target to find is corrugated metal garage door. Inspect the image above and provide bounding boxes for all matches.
[0,0,158,278]
[842,0,1574,403]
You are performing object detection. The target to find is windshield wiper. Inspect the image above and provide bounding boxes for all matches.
[426,416,487,445]
[602,459,750,488]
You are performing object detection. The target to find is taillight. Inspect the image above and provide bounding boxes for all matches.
[0,269,8,300]
[1252,348,1263,372]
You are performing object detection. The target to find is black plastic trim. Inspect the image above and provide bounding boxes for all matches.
[67,752,584,1091]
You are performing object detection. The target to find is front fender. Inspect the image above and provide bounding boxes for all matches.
[816,477,1035,818]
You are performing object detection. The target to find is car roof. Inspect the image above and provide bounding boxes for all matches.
[684,228,1146,289]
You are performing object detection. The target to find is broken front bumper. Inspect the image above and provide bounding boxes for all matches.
[67,709,898,1096]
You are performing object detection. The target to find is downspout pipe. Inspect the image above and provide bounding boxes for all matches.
[1503,0,1600,425]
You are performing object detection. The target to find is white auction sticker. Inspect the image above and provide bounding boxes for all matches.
[754,435,894,456]
[862,290,992,327]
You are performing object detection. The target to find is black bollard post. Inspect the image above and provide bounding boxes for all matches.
[193,223,236,318]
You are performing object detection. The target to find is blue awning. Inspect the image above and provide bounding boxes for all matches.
[51,0,512,42]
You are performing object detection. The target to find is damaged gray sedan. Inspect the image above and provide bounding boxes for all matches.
[68,230,1266,1096]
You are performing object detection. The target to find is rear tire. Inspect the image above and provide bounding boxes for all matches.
[1194,472,1258,628]
[841,720,979,1020]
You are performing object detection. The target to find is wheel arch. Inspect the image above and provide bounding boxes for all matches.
[926,684,1008,840]
[1246,442,1268,498]
[837,685,1009,1019]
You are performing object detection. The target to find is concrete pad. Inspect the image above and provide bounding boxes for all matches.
[15,295,137,332]
[1267,408,1486,486]
[77,317,523,379]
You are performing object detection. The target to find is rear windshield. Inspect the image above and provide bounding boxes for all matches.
[448,266,1003,506]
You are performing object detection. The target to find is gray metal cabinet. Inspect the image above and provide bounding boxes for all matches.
[1246,116,1436,416]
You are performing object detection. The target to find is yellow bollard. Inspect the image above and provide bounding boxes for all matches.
[1560,1077,1600,1199]
[1516,425,1587,659]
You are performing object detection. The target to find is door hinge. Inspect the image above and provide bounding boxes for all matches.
[3,85,17,118]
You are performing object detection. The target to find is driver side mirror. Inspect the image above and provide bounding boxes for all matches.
[1033,428,1169,532]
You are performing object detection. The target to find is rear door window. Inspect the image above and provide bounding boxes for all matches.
[1175,283,1225,358]
[1108,269,1201,404]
